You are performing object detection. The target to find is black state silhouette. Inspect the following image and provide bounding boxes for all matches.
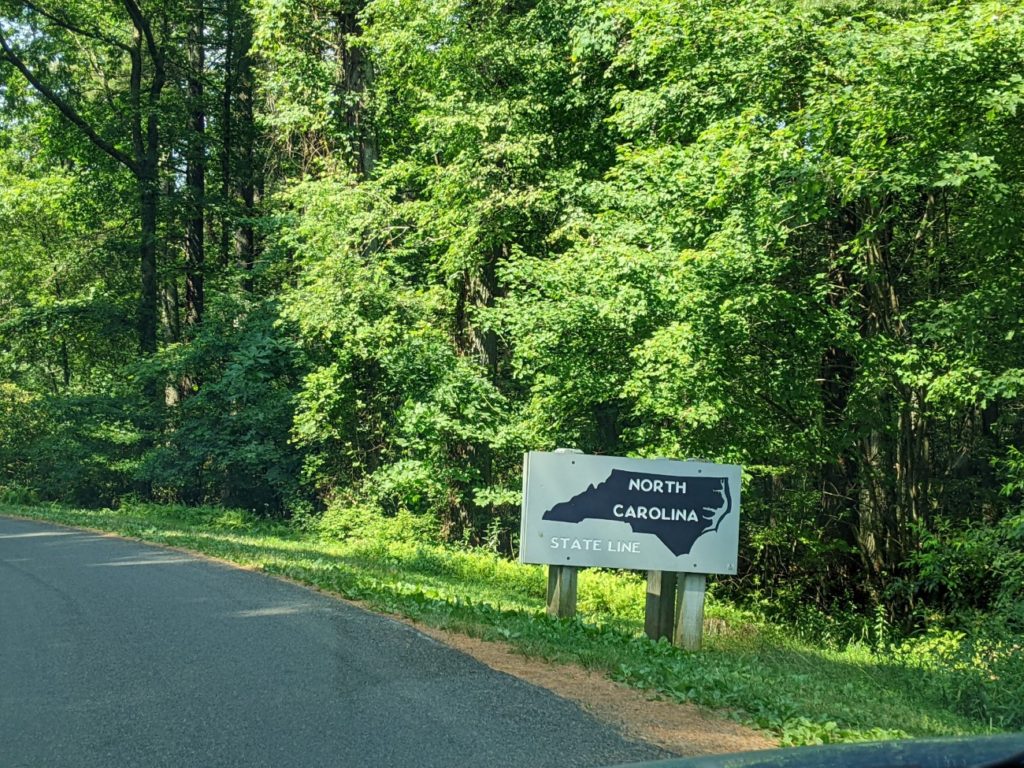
[541,469,731,556]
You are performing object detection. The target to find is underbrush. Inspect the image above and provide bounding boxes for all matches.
[890,625,1024,731]
[3,500,1016,746]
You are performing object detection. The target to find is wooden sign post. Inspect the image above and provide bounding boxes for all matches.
[674,572,707,651]
[644,570,677,641]
[546,565,579,618]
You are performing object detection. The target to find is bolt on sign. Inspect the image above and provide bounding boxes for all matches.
[519,452,741,573]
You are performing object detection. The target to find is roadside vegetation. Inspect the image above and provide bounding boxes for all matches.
[3,498,1019,747]
[2,0,1023,750]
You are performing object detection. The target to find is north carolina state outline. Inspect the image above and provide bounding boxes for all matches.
[541,469,732,556]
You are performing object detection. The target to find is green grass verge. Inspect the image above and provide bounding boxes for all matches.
[1,501,1002,747]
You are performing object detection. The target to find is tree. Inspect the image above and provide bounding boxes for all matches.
[1,0,168,360]
[543,0,1024,616]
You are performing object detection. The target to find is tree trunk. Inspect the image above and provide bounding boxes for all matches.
[139,173,159,357]
[456,247,500,376]
[450,245,502,538]
[235,12,256,289]
[336,6,378,177]
[185,1,205,329]
[53,279,71,389]
[819,207,860,568]
[852,202,928,604]
[220,0,235,267]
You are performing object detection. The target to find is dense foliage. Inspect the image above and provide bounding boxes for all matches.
[2,0,1022,643]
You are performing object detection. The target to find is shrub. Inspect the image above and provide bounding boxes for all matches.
[892,624,1024,729]
[317,493,441,545]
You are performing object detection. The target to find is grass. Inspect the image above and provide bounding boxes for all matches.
[1,500,1007,747]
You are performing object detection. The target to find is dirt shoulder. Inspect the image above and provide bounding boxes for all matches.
[409,621,777,758]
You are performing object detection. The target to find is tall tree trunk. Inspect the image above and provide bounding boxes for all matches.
[220,0,235,267]
[185,1,206,329]
[336,5,377,177]
[126,1,166,367]
[139,171,159,357]
[234,10,256,289]
[819,205,860,572]
[54,279,71,388]
[853,202,927,604]
[457,249,500,377]
[451,245,502,539]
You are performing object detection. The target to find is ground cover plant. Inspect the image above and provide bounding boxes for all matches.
[4,499,1018,747]
[2,0,1023,751]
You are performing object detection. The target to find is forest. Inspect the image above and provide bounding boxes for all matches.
[1,0,1022,648]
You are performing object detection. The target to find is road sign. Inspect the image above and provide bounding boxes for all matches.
[519,451,740,574]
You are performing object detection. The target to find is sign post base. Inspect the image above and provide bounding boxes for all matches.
[546,565,578,619]
[674,573,706,651]
[644,570,677,641]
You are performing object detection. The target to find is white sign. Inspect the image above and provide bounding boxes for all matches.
[519,451,740,574]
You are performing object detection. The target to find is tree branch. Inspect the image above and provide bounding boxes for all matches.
[19,0,131,53]
[121,0,165,164]
[0,27,138,172]
[121,0,163,95]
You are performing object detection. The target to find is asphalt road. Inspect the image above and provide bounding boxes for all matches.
[0,516,668,768]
